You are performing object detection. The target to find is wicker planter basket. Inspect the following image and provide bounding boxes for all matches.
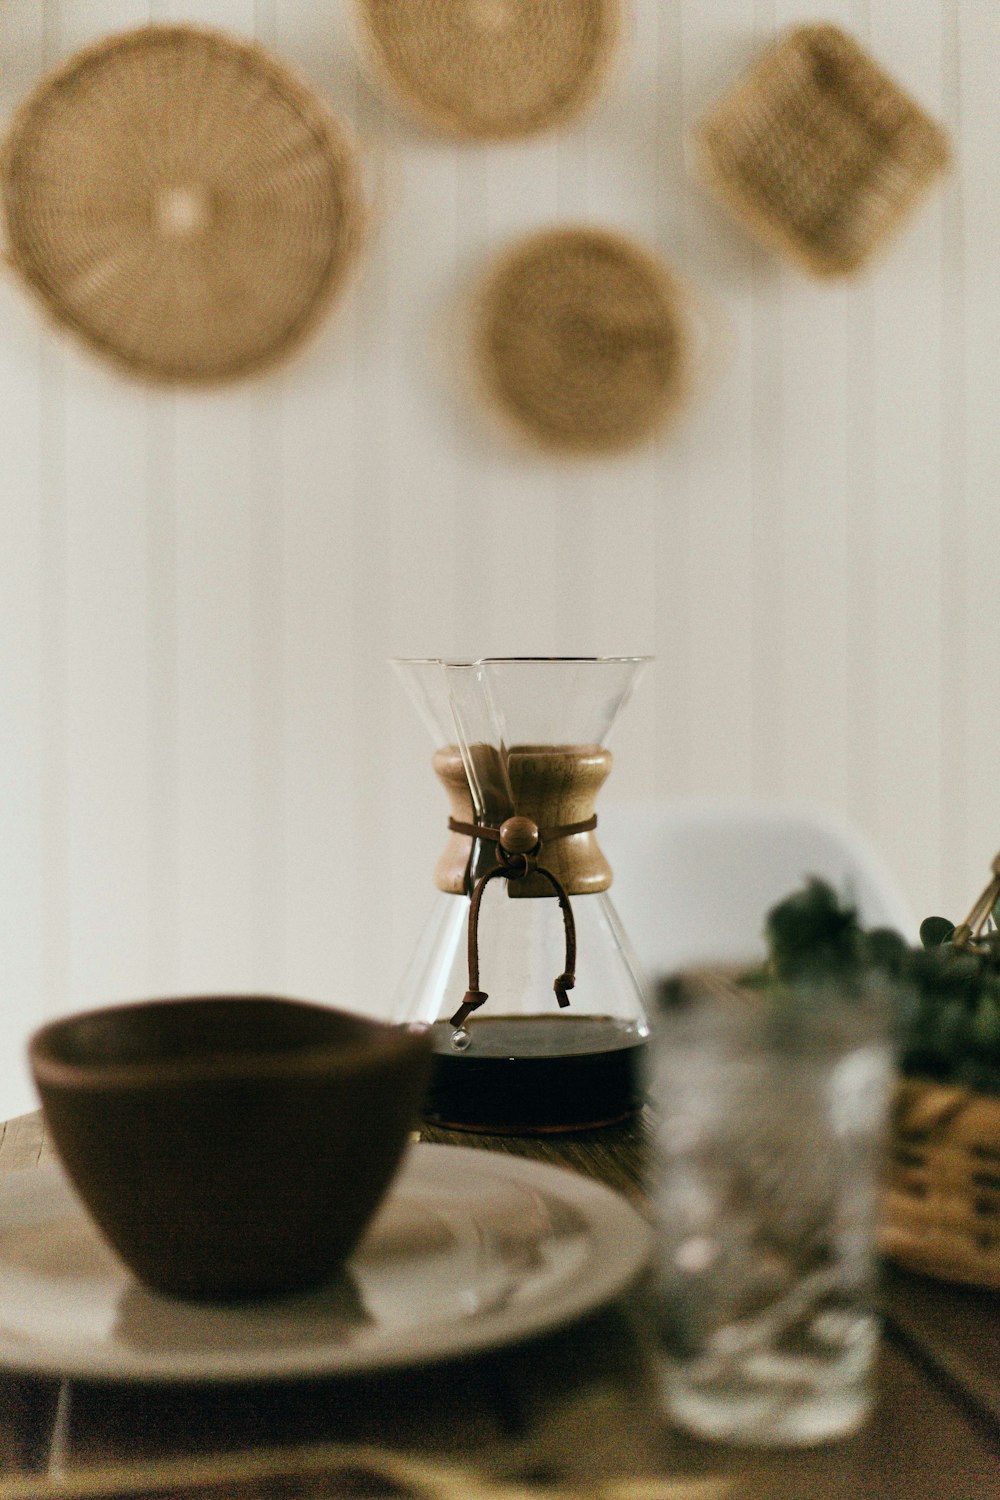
[881,1077,1000,1291]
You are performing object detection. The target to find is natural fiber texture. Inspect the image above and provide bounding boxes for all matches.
[1,25,364,383]
[0,1434,728,1499]
[474,227,688,455]
[696,24,951,277]
[881,1078,1000,1291]
[356,0,619,140]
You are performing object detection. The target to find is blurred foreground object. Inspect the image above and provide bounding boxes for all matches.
[696,24,950,276]
[355,0,620,140]
[472,227,692,456]
[651,970,894,1445]
[0,1437,728,1499]
[29,998,432,1300]
[0,25,364,383]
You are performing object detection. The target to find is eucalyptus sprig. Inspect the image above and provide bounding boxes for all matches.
[751,870,1000,1095]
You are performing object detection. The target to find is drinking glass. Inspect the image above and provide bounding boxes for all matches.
[649,974,895,1445]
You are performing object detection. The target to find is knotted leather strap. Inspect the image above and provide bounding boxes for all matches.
[448,816,590,1030]
[447,814,597,842]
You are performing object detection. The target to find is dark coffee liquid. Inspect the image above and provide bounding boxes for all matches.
[424,1015,647,1134]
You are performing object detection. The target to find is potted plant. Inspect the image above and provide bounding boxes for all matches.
[753,864,1000,1289]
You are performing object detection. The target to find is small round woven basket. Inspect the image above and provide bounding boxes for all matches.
[472,226,689,456]
[0,25,365,383]
[355,0,620,141]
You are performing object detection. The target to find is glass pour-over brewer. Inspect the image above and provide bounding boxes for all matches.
[392,656,651,1133]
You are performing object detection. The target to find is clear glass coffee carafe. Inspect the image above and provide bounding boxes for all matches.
[391,656,651,1134]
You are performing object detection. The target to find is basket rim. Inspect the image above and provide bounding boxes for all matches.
[351,0,623,142]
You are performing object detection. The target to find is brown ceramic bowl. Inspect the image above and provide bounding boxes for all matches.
[29,997,433,1302]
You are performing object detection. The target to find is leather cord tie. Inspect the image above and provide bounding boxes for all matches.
[449,813,591,1030]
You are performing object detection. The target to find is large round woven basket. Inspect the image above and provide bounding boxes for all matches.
[0,25,365,383]
[472,226,689,456]
[355,0,620,141]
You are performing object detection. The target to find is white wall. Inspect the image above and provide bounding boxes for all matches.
[2,0,998,1114]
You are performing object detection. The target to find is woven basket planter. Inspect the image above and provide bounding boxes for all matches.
[881,1077,1000,1291]
[696,23,950,276]
[472,226,690,456]
[1,25,365,383]
[355,0,620,141]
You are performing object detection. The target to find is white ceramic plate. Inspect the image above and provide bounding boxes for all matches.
[0,1144,652,1382]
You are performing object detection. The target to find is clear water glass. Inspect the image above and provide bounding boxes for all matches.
[649,976,895,1445]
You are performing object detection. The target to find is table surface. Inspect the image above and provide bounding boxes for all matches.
[0,1108,997,1500]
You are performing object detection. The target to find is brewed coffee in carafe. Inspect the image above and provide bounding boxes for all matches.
[391,657,651,1134]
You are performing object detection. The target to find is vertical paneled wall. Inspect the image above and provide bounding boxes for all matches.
[2,1,998,1114]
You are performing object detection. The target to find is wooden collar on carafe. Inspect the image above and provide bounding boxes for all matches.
[432,743,613,896]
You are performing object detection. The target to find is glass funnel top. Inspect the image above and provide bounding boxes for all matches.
[392,656,649,746]
[392,657,649,828]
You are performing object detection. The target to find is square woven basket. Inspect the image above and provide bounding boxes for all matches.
[696,23,951,276]
[881,1077,1000,1290]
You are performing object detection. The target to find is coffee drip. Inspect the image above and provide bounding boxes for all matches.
[391,657,651,1134]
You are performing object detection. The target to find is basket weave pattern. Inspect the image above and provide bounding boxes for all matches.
[356,0,619,140]
[474,226,687,455]
[881,1078,1000,1290]
[1,25,364,383]
[697,24,950,276]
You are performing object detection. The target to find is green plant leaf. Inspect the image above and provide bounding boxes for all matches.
[759,877,1000,1093]
[764,877,860,980]
[919,916,955,949]
[864,927,908,970]
[971,993,1000,1055]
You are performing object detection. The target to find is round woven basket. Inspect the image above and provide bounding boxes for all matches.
[472,226,689,456]
[0,25,365,383]
[355,0,620,141]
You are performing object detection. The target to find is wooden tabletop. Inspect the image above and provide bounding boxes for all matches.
[0,1110,997,1500]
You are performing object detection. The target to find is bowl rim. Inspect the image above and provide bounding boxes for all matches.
[29,995,429,1093]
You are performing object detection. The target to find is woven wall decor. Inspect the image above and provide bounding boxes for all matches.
[355,0,620,141]
[696,24,951,277]
[0,25,365,383]
[472,227,689,456]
